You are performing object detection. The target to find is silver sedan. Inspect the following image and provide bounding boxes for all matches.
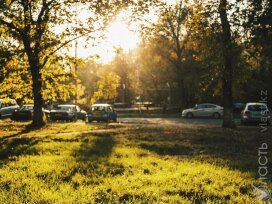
[182,103,223,119]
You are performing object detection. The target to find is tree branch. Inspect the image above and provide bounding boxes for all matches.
[41,30,96,68]
[0,19,21,33]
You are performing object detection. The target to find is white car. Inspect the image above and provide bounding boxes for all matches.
[49,104,86,122]
[182,103,223,119]
[241,103,270,125]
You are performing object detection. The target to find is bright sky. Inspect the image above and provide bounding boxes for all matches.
[73,0,176,64]
[85,12,140,63]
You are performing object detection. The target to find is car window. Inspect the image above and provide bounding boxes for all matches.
[57,106,72,111]
[248,105,267,111]
[108,106,113,112]
[20,106,34,111]
[92,106,106,111]
[76,106,80,112]
[0,100,17,107]
[197,104,206,109]
[205,105,215,108]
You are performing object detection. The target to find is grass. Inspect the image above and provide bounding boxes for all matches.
[0,120,271,203]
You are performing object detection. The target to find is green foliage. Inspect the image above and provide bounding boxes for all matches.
[0,55,79,104]
[41,66,78,104]
[91,70,120,104]
[0,57,33,103]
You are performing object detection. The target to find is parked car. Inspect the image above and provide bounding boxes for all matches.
[11,104,34,120]
[49,104,86,122]
[241,103,271,125]
[182,103,223,119]
[0,98,19,118]
[11,104,50,121]
[87,104,117,122]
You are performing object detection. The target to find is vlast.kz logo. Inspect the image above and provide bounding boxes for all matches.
[252,184,271,203]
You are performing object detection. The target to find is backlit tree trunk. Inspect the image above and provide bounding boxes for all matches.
[22,34,45,127]
[219,0,236,128]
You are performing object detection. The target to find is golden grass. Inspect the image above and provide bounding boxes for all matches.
[0,120,271,203]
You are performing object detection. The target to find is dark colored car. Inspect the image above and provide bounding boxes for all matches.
[241,103,271,125]
[49,104,86,122]
[87,104,117,122]
[11,104,50,121]
[11,104,34,121]
[233,103,245,113]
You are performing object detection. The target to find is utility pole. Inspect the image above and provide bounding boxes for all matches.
[74,3,78,105]
[75,40,78,105]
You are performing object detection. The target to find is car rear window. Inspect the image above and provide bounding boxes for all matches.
[248,105,267,111]
[20,106,34,111]
[91,106,106,111]
[57,106,73,111]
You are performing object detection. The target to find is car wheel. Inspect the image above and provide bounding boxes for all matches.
[114,118,117,122]
[72,116,77,122]
[213,112,221,119]
[186,112,194,118]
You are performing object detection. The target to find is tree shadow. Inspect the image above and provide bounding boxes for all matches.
[74,136,116,162]
[136,127,272,179]
[1,124,42,140]
[140,143,193,156]
[0,137,39,160]
[59,134,124,188]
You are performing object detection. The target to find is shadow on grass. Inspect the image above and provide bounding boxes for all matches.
[136,127,272,179]
[0,137,39,160]
[73,133,115,162]
[74,135,116,162]
[61,135,125,189]
[140,143,193,156]
[0,124,42,140]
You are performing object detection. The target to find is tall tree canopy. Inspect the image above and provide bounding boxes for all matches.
[0,0,152,127]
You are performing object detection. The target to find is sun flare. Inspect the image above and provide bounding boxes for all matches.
[76,13,140,63]
[96,14,140,63]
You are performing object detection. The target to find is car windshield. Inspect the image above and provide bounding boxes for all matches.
[91,106,106,111]
[20,106,33,111]
[57,106,73,111]
[248,105,267,111]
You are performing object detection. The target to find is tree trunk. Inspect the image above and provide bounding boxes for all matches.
[29,60,45,127]
[21,32,45,127]
[219,0,236,128]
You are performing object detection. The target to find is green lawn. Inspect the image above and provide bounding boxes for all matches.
[0,120,271,203]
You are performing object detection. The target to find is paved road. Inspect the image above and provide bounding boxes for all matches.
[118,117,242,127]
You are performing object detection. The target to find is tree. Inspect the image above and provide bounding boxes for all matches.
[0,0,156,127]
[91,70,120,104]
[0,1,83,126]
[136,42,176,104]
[0,56,33,104]
[143,0,191,107]
[219,0,236,128]
[242,0,272,104]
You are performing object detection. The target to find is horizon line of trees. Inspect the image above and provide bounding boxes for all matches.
[1,0,271,128]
